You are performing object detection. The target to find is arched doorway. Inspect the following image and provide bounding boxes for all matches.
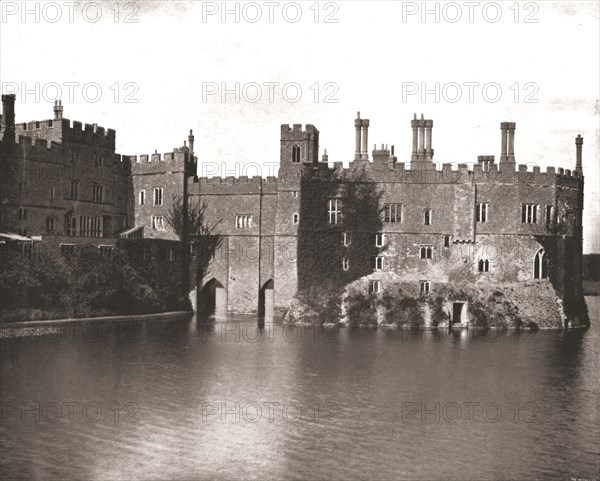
[198,278,226,319]
[258,280,274,321]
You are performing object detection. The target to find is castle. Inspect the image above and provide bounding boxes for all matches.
[0,94,587,325]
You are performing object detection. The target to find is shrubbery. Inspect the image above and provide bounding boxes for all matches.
[0,242,191,322]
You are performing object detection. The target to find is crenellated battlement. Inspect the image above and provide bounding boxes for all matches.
[195,175,278,185]
[304,155,583,187]
[12,118,116,150]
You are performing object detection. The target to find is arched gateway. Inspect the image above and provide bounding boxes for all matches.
[198,278,226,319]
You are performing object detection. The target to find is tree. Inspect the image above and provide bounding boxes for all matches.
[164,196,222,294]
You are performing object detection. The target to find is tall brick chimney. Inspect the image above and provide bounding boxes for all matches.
[188,129,195,156]
[425,119,434,161]
[575,135,583,173]
[507,122,516,161]
[361,118,370,160]
[53,99,63,120]
[1,94,16,142]
[411,113,435,169]
[354,112,362,161]
[499,122,508,162]
[411,114,418,162]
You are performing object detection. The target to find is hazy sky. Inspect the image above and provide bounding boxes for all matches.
[1,1,598,252]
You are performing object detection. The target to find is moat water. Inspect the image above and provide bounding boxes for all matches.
[1,298,598,481]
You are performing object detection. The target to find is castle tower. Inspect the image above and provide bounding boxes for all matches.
[278,123,319,182]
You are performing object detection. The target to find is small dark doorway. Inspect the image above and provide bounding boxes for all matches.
[452,302,464,325]
[258,280,274,320]
[198,278,225,319]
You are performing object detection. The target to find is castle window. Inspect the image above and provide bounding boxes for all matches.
[476,203,488,222]
[35,121,40,129]
[420,281,431,294]
[50,187,56,199]
[18,182,24,194]
[293,213,299,224]
[292,191,298,198]
[342,258,350,271]
[60,244,75,257]
[169,248,177,262]
[384,204,403,223]
[66,216,77,236]
[98,246,113,258]
[368,280,380,294]
[151,215,165,231]
[444,235,451,248]
[143,248,150,261]
[236,214,254,229]
[420,245,433,259]
[292,145,301,163]
[139,190,145,205]
[478,258,490,273]
[521,204,539,224]
[70,181,79,200]
[79,216,101,237]
[375,233,385,247]
[375,256,384,270]
[534,248,548,279]
[328,198,341,224]
[153,187,163,206]
[94,157,102,168]
[45,217,56,234]
[18,208,27,220]
[424,209,432,225]
[342,232,351,246]
[92,185,103,203]
[545,205,554,226]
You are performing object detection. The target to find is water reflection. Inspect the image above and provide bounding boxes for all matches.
[1,299,598,481]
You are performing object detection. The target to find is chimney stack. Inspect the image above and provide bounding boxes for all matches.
[361,119,370,160]
[500,122,509,162]
[354,112,370,161]
[53,99,63,120]
[410,114,435,167]
[575,134,583,173]
[354,112,362,160]
[188,129,195,156]
[1,94,16,142]
[418,114,425,160]
[425,119,434,160]
[507,122,516,161]
[411,114,418,161]
[322,148,329,163]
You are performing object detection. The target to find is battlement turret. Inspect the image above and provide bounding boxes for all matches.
[279,123,319,180]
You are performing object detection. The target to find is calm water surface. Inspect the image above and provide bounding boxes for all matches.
[1,298,598,481]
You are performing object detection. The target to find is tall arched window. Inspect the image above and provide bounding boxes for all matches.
[478,258,489,273]
[291,145,301,163]
[534,248,548,279]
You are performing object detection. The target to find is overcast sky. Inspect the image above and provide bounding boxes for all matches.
[1,1,598,252]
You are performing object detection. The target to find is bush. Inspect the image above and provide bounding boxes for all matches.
[379,288,424,326]
[0,242,190,322]
[344,289,377,326]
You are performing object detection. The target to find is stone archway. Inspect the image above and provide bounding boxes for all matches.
[258,279,274,322]
[198,278,226,319]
